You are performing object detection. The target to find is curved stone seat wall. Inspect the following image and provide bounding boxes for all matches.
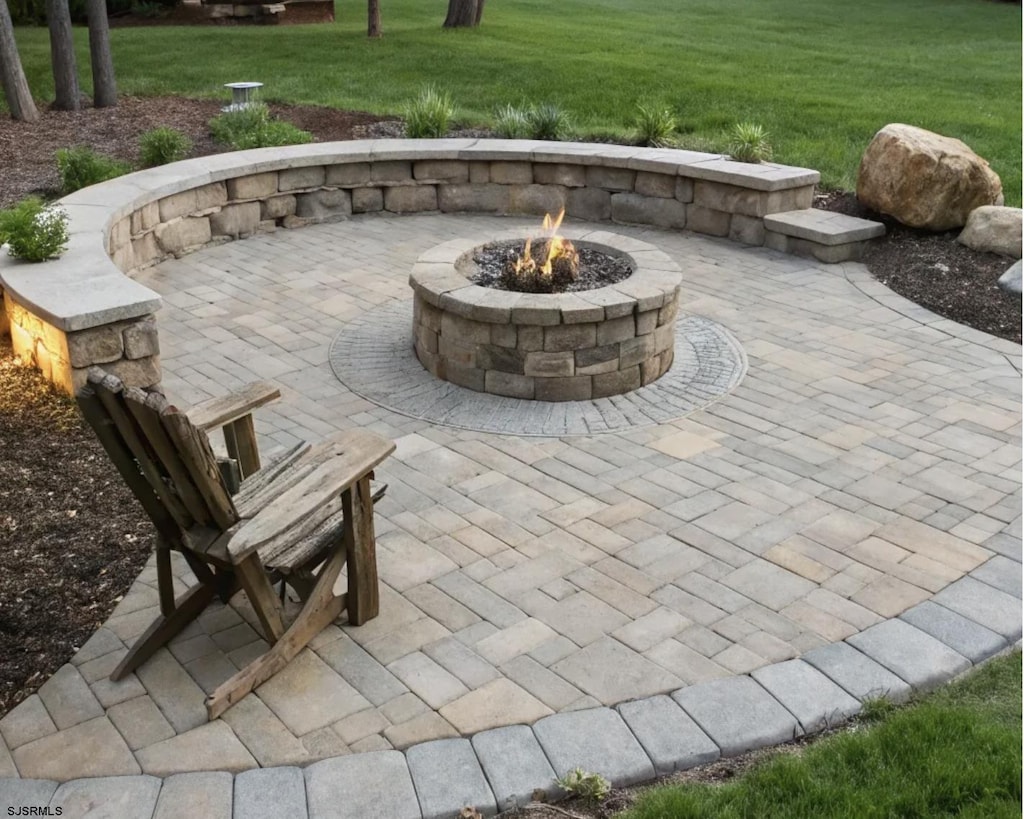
[0,139,818,394]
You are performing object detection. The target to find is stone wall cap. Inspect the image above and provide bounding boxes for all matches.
[0,254,161,332]
[685,158,820,190]
[370,138,479,161]
[764,209,886,245]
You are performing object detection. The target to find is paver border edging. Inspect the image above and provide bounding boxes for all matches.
[0,138,820,394]
[1,563,1018,817]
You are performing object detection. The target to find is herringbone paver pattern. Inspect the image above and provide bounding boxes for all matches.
[2,212,1018,779]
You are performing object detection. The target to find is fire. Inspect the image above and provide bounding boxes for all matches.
[503,209,580,293]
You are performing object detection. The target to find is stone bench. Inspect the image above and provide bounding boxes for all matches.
[0,138,872,394]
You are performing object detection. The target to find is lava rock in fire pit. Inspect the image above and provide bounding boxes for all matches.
[472,240,633,294]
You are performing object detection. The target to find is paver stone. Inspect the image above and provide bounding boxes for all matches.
[407,738,497,818]
[672,676,802,756]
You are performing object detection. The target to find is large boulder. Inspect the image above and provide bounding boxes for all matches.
[856,124,1003,231]
[957,206,1023,259]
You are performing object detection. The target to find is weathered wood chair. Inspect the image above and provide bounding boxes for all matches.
[76,368,395,719]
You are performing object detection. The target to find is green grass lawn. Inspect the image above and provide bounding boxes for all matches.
[620,651,1022,819]
[7,0,1021,202]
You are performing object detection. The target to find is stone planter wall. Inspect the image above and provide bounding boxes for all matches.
[410,232,682,400]
[0,139,820,394]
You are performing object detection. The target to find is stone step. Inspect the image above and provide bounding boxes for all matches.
[763,209,886,263]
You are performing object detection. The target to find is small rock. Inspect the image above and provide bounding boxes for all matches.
[856,123,1003,230]
[998,259,1021,295]
[958,206,1023,259]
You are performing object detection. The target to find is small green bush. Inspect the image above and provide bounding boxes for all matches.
[139,126,192,167]
[556,768,611,802]
[493,103,531,139]
[526,103,570,141]
[404,85,455,138]
[0,197,70,262]
[55,147,132,194]
[632,102,678,148]
[728,122,773,163]
[209,103,314,150]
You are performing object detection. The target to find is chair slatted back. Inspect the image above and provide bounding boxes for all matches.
[77,369,239,550]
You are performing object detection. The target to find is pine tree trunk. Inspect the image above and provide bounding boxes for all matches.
[46,0,79,110]
[367,0,380,37]
[0,0,39,121]
[443,0,478,28]
[86,0,116,107]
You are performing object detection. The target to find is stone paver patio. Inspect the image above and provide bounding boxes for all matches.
[1,212,1020,816]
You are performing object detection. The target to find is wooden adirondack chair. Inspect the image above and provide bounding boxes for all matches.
[76,368,395,719]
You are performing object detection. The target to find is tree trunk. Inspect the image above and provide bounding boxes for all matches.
[0,0,39,121]
[473,0,485,25]
[367,0,380,37]
[443,0,479,28]
[86,0,116,107]
[46,0,79,111]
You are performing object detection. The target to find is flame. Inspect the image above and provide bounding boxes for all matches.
[511,208,577,280]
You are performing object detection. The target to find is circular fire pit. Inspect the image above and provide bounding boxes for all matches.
[408,228,683,401]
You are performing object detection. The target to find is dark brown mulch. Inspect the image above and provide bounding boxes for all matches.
[0,338,152,717]
[0,96,398,209]
[815,191,1020,343]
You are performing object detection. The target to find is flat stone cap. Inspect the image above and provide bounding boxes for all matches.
[764,209,886,245]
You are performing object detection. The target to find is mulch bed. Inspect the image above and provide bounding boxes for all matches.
[816,191,1019,343]
[0,97,1019,723]
[0,339,152,717]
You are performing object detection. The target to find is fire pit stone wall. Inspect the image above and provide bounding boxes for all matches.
[1,139,826,394]
[409,230,682,401]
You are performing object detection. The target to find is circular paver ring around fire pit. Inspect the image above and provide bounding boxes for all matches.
[328,297,746,436]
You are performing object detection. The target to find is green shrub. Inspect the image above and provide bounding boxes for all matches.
[55,147,132,194]
[555,768,611,802]
[493,103,531,139]
[526,103,570,141]
[208,103,314,150]
[632,102,678,147]
[138,126,192,167]
[404,85,455,138]
[0,197,70,262]
[728,122,773,163]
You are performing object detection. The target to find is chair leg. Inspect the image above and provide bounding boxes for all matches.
[344,475,379,625]
[111,581,218,681]
[205,543,348,720]
[233,553,286,644]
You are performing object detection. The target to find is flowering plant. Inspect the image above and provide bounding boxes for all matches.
[0,197,70,262]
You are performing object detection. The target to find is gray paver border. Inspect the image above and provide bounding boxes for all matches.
[328,298,747,436]
[3,569,1017,818]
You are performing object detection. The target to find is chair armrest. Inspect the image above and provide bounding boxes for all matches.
[186,382,282,432]
[226,429,395,562]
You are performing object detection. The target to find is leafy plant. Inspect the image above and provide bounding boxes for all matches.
[526,103,571,141]
[130,1,165,17]
[0,197,70,262]
[493,103,531,139]
[55,147,132,194]
[208,103,313,150]
[139,126,192,167]
[555,767,611,802]
[728,121,773,163]
[632,102,678,148]
[404,85,455,138]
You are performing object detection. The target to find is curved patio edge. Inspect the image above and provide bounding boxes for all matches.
[0,138,823,395]
[1,575,1019,817]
